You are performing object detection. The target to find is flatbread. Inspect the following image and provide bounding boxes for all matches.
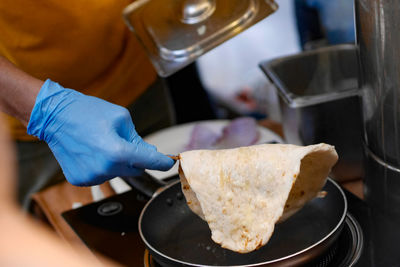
[178,143,338,253]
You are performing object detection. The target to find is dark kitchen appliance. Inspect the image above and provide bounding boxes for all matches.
[355,0,400,222]
[62,174,400,267]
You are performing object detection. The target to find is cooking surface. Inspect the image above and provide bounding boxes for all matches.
[145,213,363,267]
[139,179,345,266]
[62,188,150,266]
[62,178,400,267]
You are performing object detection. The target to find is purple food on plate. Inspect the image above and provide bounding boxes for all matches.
[214,117,260,149]
[184,117,261,151]
[184,124,220,151]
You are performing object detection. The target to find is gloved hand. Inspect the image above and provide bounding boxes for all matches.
[27,79,175,186]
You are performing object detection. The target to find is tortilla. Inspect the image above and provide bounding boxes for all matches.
[178,143,338,253]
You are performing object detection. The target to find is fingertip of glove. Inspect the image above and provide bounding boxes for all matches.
[150,151,176,171]
[159,157,176,171]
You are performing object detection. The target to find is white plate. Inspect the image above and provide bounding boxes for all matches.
[144,120,284,180]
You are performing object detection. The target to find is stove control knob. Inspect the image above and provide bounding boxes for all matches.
[97,201,123,216]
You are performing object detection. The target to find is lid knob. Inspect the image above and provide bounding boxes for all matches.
[181,0,216,24]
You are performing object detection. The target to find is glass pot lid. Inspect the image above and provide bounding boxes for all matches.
[123,0,278,77]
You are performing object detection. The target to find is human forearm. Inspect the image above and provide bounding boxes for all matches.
[0,57,174,186]
[0,57,43,126]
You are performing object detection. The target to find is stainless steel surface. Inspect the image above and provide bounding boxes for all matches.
[342,214,364,267]
[355,0,400,218]
[139,179,347,266]
[260,44,363,182]
[123,0,277,77]
[181,0,216,24]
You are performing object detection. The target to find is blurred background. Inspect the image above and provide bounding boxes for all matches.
[179,0,356,123]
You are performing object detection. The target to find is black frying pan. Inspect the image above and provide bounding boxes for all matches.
[133,174,347,267]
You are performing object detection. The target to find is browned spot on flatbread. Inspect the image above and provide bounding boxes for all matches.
[255,239,264,250]
[244,237,249,248]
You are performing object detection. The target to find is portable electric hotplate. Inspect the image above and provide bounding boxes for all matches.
[62,177,400,267]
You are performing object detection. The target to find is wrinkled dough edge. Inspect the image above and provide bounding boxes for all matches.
[179,165,205,220]
[279,147,338,222]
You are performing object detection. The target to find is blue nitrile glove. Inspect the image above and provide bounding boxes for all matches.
[27,79,174,186]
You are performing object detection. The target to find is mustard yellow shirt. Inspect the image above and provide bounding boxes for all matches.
[0,0,156,141]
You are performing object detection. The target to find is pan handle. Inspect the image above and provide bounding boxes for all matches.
[123,172,179,199]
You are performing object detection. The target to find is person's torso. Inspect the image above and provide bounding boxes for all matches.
[0,0,157,140]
